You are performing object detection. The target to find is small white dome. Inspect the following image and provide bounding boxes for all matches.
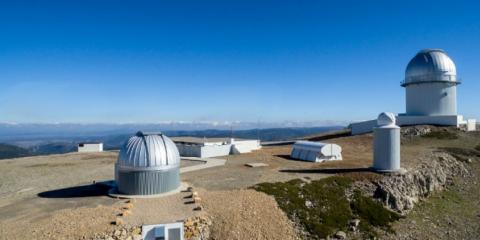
[403,49,458,86]
[377,112,396,126]
[117,131,180,171]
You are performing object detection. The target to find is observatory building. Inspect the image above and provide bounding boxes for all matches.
[115,131,180,195]
[290,141,342,162]
[402,49,458,116]
[351,49,476,135]
[77,142,103,153]
[173,137,261,158]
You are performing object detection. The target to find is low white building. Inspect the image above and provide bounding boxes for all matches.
[173,137,261,158]
[229,138,262,154]
[290,141,342,162]
[77,142,103,153]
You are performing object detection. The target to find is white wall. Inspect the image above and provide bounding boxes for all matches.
[467,119,477,131]
[78,143,103,152]
[176,143,232,158]
[397,115,462,126]
[230,140,261,154]
[200,144,232,158]
[406,83,457,116]
[175,144,202,157]
[351,115,466,135]
[350,120,377,135]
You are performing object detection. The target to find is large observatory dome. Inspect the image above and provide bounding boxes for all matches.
[403,49,458,86]
[117,131,180,170]
[115,131,180,195]
[402,48,459,116]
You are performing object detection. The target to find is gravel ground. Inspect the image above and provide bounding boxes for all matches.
[201,189,300,240]
[123,191,198,226]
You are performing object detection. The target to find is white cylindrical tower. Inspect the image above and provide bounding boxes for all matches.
[373,112,401,172]
[402,49,460,116]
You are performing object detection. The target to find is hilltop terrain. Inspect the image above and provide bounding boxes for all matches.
[0,126,479,239]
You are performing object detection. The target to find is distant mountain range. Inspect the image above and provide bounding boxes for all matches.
[0,121,347,141]
[0,124,345,160]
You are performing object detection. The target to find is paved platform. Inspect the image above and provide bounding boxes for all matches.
[245,162,269,168]
[180,157,226,173]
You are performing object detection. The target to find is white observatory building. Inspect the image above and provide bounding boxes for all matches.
[115,131,181,195]
[351,49,476,135]
[402,49,458,116]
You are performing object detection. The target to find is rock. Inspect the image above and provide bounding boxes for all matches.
[373,152,469,213]
[131,226,141,235]
[349,219,360,231]
[122,210,132,216]
[115,218,124,226]
[335,230,347,239]
[184,216,211,240]
[305,200,313,208]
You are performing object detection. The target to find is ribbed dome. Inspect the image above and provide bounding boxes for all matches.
[403,49,458,86]
[116,131,180,171]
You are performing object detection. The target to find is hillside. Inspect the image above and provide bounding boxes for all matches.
[0,143,32,159]
[0,126,344,158]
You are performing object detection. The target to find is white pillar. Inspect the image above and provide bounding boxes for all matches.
[373,112,401,172]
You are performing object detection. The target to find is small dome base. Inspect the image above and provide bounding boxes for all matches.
[108,182,189,199]
[369,167,407,174]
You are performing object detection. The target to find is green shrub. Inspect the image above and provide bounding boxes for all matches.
[422,130,458,140]
[255,177,401,238]
[439,147,480,162]
[475,144,480,152]
[351,190,401,232]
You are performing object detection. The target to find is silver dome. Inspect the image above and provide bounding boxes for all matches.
[402,49,458,86]
[116,131,180,171]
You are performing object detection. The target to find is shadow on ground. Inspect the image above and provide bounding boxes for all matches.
[280,167,372,174]
[275,154,305,161]
[38,184,110,198]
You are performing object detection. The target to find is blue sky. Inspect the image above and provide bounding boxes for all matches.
[0,0,479,124]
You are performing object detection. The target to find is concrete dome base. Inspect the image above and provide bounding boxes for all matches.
[108,182,188,199]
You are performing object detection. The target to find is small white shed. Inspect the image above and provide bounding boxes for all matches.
[290,141,342,162]
[77,142,103,153]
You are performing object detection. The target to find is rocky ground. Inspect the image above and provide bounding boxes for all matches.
[201,189,300,240]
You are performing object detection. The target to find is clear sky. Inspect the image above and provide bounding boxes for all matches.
[1,0,479,124]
